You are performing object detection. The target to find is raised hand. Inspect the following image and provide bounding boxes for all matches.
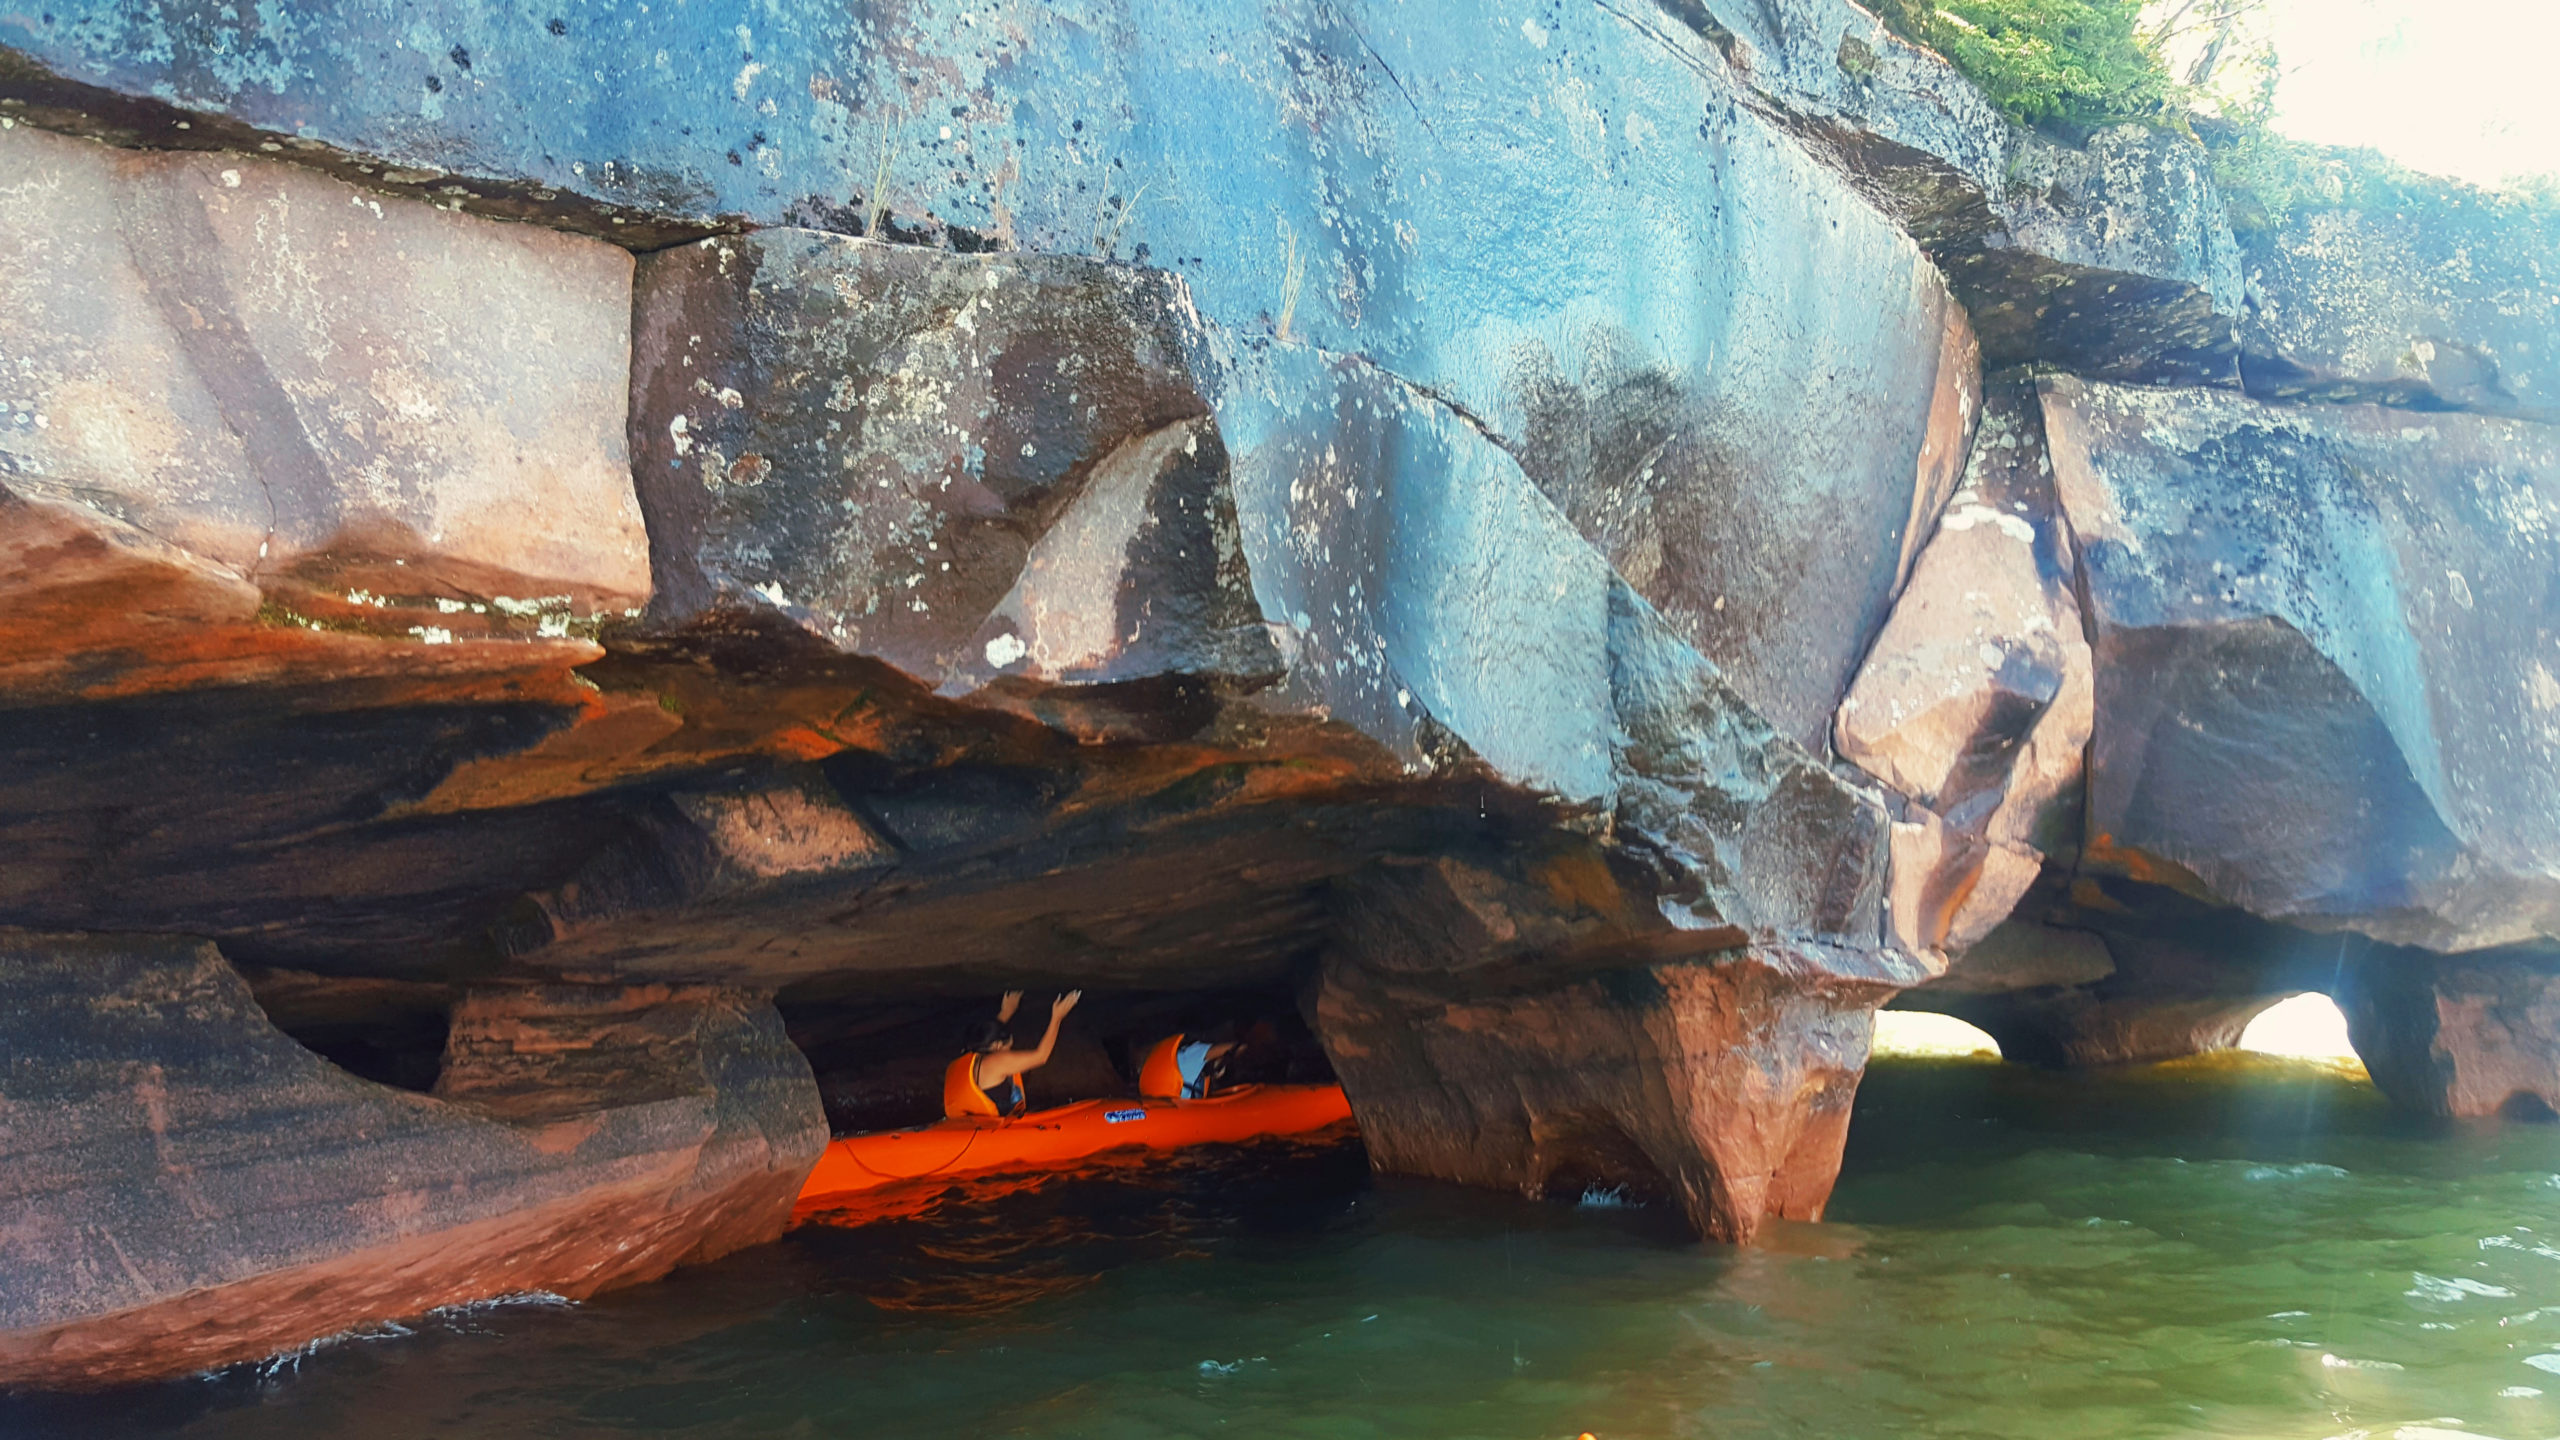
[1052,989,1083,1017]
[998,990,1023,1022]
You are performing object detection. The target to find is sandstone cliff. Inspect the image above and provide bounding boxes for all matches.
[0,0,2551,1388]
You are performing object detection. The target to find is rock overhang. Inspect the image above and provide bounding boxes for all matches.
[5,0,1985,752]
[3,0,2553,1386]
[2041,375,2560,953]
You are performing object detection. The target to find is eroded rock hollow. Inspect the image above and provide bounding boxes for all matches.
[1,0,2553,1389]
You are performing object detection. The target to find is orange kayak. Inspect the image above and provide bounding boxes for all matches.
[796,1083,1354,1212]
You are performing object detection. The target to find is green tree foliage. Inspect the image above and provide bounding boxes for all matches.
[1869,0,2168,129]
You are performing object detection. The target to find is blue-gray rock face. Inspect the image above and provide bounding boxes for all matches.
[1966,126,2243,384]
[629,231,1271,718]
[1634,1,2243,385]
[1224,344,1894,946]
[2242,200,2560,424]
[1221,344,1618,806]
[12,0,2555,1335]
[2042,376,2560,953]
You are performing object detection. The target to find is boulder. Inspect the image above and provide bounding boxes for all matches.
[0,933,822,1389]
[1885,812,2042,958]
[2340,952,2560,1118]
[1318,880,1925,1241]
[1947,127,2244,384]
[1839,382,2093,961]
[630,233,1272,726]
[2242,198,2560,423]
[0,122,645,703]
[1838,384,2093,858]
[2043,376,2560,953]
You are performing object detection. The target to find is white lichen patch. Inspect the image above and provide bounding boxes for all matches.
[984,631,1029,667]
[1938,501,2036,544]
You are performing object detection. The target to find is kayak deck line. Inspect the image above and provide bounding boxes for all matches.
[792,1083,1355,1224]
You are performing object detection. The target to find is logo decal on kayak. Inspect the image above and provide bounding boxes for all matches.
[1104,1107,1148,1124]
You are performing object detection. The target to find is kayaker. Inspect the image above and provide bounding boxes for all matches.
[944,989,1082,1119]
[1137,1026,1237,1100]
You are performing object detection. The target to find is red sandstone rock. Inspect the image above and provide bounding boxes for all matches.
[1839,387,2091,852]
[1842,385,2095,966]
[1886,812,2043,957]
[2343,958,2560,1118]
[1319,945,1923,1243]
[0,123,646,704]
[1314,854,1928,1242]
[0,934,823,1390]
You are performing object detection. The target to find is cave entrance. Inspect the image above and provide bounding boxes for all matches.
[2237,992,2359,1062]
[776,984,1336,1137]
[1871,1011,2003,1060]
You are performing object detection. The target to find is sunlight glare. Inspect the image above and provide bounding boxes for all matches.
[1873,1011,2003,1059]
[2258,0,2560,189]
[2238,992,2360,1061]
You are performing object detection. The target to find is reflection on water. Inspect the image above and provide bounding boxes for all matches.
[17,1053,2560,1440]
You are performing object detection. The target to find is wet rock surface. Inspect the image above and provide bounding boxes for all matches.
[1947,126,2244,385]
[0,934,822,1390]
[1634,1,2244,384]
[1841,382,2092,909]
[1840,381,2090,969]
[630,233,1265,717]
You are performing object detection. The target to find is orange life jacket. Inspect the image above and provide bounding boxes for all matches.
[943,1052,1021,1118]
[1138,1034,1187,1100]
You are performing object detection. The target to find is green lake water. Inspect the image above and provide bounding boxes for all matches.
[21,1052,2560,1440]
